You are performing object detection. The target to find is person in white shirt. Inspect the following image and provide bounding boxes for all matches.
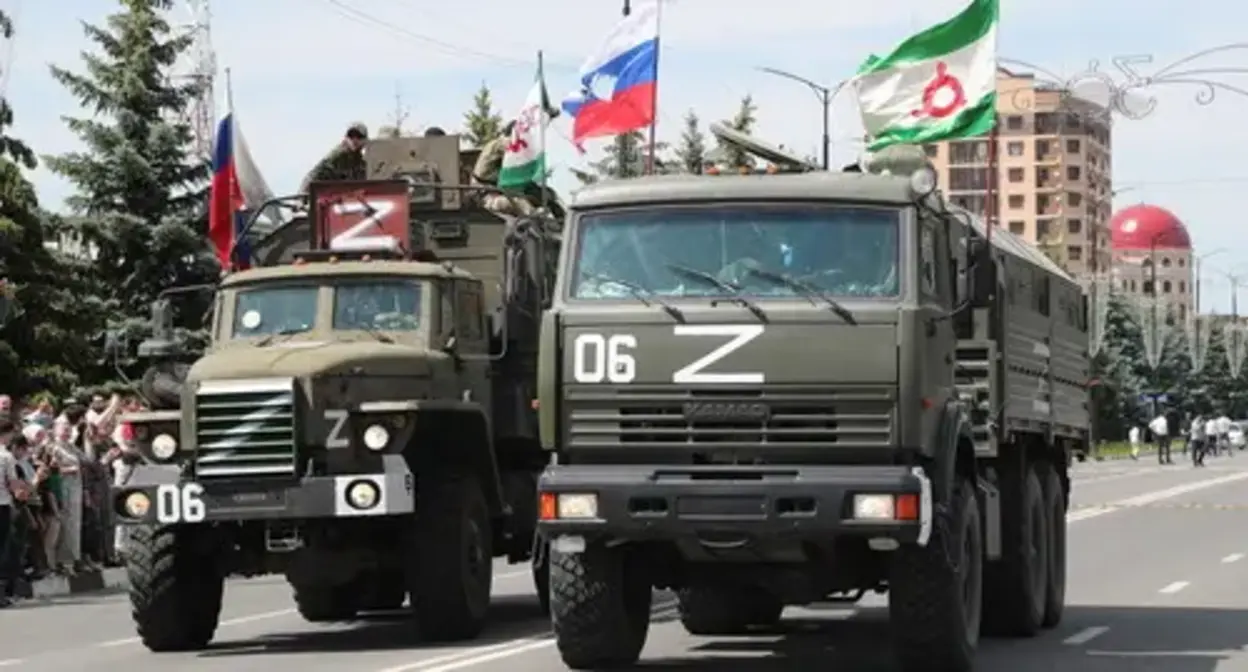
[1128,425,1142,460]
[1190,415,1207,466]
[1205,416,1219,458]
[1149,413,1172,465]
[1216,414,1233,457]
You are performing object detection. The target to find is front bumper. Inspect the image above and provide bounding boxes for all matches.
[537,464,932,547]
[111,454,415,525]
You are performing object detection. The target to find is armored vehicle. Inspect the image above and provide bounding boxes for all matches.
[534,125,1088,670]
[113,133,559,652]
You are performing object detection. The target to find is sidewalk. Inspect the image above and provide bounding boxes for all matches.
[23,567,127,601]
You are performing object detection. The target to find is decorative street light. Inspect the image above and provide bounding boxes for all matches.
[755,67,851,170]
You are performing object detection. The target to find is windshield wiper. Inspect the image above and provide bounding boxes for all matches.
[579,271,684,322]
[255,328,305,347]
[664,263,767,322]
[357,325,394,344]
[745,267,858,325]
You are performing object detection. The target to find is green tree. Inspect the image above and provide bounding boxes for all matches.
[44,0,217,354]
[673,110,707,174]
[717,95,758,169]
[0,12,105,396]
[570,132,671,185]
[462,84,504,148]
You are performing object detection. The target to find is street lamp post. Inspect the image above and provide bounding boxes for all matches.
[756,67,848,170]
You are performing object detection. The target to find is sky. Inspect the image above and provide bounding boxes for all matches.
[5,0,1248,312]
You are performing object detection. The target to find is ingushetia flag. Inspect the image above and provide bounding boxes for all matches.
[499,62,560,190]
[854,0,998,151]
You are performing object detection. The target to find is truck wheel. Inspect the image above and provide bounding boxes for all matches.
[294,584,360,621]
[1040,463,1066,628]
[127,524,224,652]
[889,478,982,672]
[982,465,1049,637]
[359,571,407,611]
[408,473,493,641]
[550,545,651,669]
[677,586,783,635]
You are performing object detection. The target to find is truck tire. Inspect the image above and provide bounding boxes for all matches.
[982,465,1049,638]
[889,478,982,672]
[408,472,493,641]
[359,571,407,611]
[677,586,783,635]
[550,545,651,669]
[127,524,224,652]
[294,584,360,621]
[1040,463,1066,628]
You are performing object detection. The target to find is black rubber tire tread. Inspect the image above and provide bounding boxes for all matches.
[408,472,493,641]
[127,524,224,652]
[982,465,1049,638]
[890,478,982,672]
[1040,463,1067,628]
[550,546,651,670]
[359,571,407,611]
[676,586,783,635]
[294,584,361,621]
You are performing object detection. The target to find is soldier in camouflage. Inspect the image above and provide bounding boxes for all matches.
[299,122,369,193]
[472,121,538,217]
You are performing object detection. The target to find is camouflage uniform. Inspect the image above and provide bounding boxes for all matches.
[299,143,367,193]
[474,133,536,217]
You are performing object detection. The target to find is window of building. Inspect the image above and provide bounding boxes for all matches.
[1178,258,1186,268]
[949,141,989,165]
[949,167,995,191]
[1007,141,1024,157]
[1036,139,1052,158]
[1066,192,1082,207]
[1035,167,1051,186]
[1180,281,1187,293]
[950,194,992,214]
[1037,219,1051,237]
[1066,219,1082,234]
[1034,112,1058,134]
[1066,166,1081,181]
[1065,115,1083,132]
[1143,280,1154,295]
[923,144,938,158]
[1068,245,1082,261]
[1130,279,1137,292]
[1036,194,1053,213]
[1066,138,1081,153]
[1007,115,1024,130]
[1008,220,1025,234]
[1007,167,1024,183]
[1161,257,1171,268]
[1008,194,1024,209]
[1163,280,1172,293]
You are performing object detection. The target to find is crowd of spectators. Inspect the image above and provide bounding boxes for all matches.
[0,392,144,607]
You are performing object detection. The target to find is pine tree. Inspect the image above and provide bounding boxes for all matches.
[0,12,105,396]
[44,0,217,355]
[462,84,504,148]
[673,110,707,174]
[718,95,759,169]
[570,132,671,185]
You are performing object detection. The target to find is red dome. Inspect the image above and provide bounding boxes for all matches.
[1110,204,1191,250]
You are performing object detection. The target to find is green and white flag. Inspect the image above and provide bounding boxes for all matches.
[854,0,998,151]
[498,61,560,190]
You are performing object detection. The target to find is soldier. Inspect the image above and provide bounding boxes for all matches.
[299,122,369,193]
[472,121,537,217]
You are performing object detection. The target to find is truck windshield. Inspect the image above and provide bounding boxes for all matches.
[233,286,318,338]
[333,280,423,331]
[569,204,900,300]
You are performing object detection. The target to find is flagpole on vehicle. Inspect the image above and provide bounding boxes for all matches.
[644,0,662,175]
[537,50,549,211]
[615,0,631,178]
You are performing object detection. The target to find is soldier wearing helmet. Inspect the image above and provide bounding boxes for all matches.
[299,122,370,193]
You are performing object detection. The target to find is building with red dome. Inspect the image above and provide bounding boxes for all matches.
[1110,204,1193,322]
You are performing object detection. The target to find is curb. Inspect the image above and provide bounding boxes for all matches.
[28,567,127,600]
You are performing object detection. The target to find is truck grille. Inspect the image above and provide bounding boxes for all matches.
[565,385,895,450]
[194,378,298,479]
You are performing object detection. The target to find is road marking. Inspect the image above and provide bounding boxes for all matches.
[1223,553,1245,564]
[1066,470,1248,522]
[374,602,679,672]
[1159,581,1190,594]
[1063,626,1110,645]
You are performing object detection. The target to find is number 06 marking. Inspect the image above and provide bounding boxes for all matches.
[155,483,206,524]
[572,333,637,383]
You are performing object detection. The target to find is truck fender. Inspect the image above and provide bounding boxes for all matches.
[932,400,976,503]
[408,403,506,518]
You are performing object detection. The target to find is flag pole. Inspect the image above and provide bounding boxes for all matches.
[224,67,235,114]
[645,1,662,175]
[538,50,549,212]
[616,1,631,178]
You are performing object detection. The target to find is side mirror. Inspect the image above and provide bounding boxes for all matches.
[968,238,996,305]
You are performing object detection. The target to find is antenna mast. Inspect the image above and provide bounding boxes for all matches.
[175,0,217,158]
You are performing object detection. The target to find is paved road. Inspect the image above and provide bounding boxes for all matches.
[7,454,1248,671]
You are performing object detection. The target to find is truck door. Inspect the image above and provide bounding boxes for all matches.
[917,218,956,443]
[453,281,492,410]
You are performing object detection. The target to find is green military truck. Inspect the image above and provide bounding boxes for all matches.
[112,134,559,651]
[534,125,1089,670]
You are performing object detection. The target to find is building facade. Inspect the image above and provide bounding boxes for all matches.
[1109,203,1193,323]
[924,67,1114,277]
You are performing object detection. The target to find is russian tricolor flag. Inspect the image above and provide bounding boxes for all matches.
[561,3,660,144]
[208,111,275,269]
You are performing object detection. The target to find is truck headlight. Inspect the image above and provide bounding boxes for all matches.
[151,433,178,460]
[557,493,598,519]
[346,479,380,510]
[123,491,151,518]
[362,424,390,451]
